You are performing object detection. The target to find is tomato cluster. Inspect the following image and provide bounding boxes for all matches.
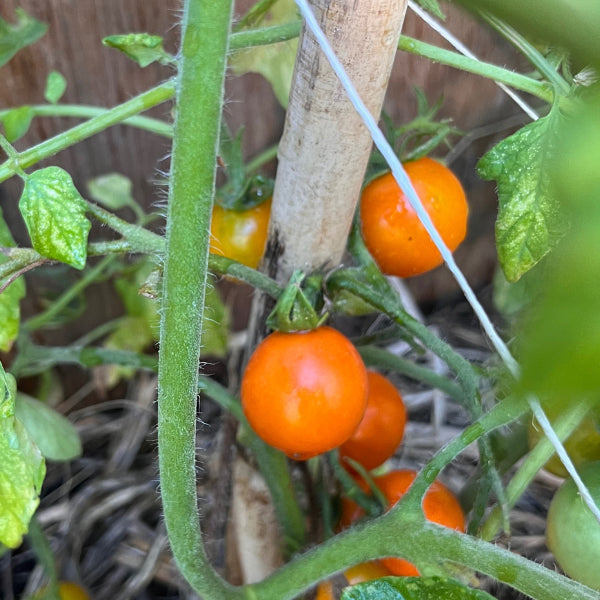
[241,327,407,464]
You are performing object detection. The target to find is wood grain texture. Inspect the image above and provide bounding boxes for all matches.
[1,1,526,304]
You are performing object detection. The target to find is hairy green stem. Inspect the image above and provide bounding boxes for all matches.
[156,1,241,598]
[398,35,555,102]
[0,82,176,183]
[0,104,173,138]
[24,255,116,332]
[229,20,302,49]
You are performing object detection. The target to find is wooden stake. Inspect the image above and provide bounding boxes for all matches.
[266,0,408,282]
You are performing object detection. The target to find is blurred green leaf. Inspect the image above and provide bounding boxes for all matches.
[341,577,495,600]
[0,364,45,549]
[103,33,173,68]
[456,0,600,68]
[0,207,25,352]
[3,105,33,142]
[477,109,565,282]
[414,0,445,21]
[518,91,600,398]
[230,0,298,107]
[44,71,67,104]
[19,167,91,269]
[87,172,136,211]
[0,8,47,69]
[15,393,81,461]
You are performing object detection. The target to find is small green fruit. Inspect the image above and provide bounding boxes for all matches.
[546,461,600,590]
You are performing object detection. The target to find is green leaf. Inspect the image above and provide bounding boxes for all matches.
[0,364,45,549]
[477,110,565,282]
[86,172,136,211]
[414,0,445,21]
[2,105,33,142]
[15,393,81,461]
[341,577,495,600]
[43,71,67,104]
[0,8,47,69]
[102,33,173,68]
[19,167,91,269]
[518,91,600,399]
[0,207,25,352]
[229,0,298,108]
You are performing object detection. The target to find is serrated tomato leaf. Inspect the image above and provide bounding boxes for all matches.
[2,105,33,142]
[477,111,565,282]
[19,167,91,269]
[15,393,82,462]
[0,365,45,549]
[0,8,47,69]
[341,577,495,600]
[0,207,25,352]
[103,33,173,68]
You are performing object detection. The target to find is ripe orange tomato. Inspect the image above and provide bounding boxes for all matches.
[339,371,407,471]
[360,158,468,278]
[377,470,465,575]
[344,560,392,584]
[315,580,335,600]
[241,326,368,460]
[209,198,271,269]
[338,469,465,576]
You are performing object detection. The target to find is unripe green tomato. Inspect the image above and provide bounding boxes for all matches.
[546,461,600,590]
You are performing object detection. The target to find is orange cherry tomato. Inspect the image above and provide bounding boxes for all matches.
[360,158,468,278]
[209,198,271,269]
[339,371,407,471]
[376,470,465,575]
[315,580,335,600]
[241,326,368,460]
[344,560,392,584]
[338,469,465,576]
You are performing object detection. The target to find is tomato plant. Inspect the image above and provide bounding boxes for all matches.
[546,461,600,591]
[209,198,271,269]
[360,157,468,278]
[241,326,368,459]
[339,370,407,471]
